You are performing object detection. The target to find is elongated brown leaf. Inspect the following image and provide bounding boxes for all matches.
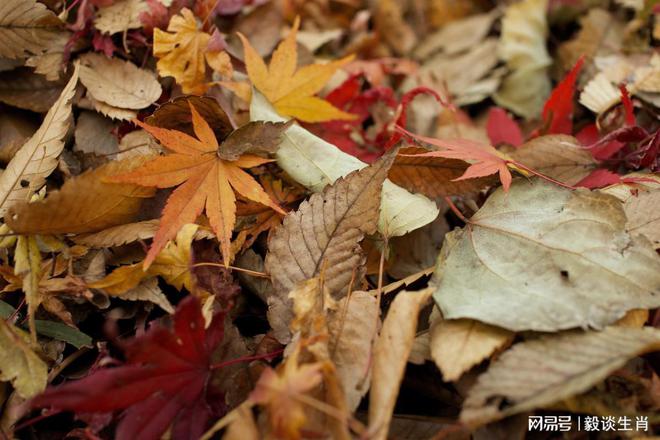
[369,288,432,440]
[265,152,394,342]
[6,158,156,235]
[0,64,79,217]
[389,147,494,197]
[461,327,660,427]
[0,0,64,60]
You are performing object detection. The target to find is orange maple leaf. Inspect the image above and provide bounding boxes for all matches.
[399,128,514,191]
[237,17,357,123]
[110,104,285,269]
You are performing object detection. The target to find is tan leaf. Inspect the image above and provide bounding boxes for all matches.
[372,0,416,55]
[0,64,78,216]
[369,288,432,440]
[430,318,513,382]
[432,179,660,332]
[601,175,660,249]
[460,327,660,427]
[0,319,47,399]
[88,95,138,120]
[557,8,620,73]
[327,290,379,411]
[94,0,147,35]
[414,11,499,58]
[389,146,494,198]
[0,68,65,113]
[265,152,393,342]
[73,219,159,247]
[121,278,175,313]
[509,135,597,186]
[25,31,70,81]
[0,0,64,60]
[6,158,155,235]
[79,53,162,110]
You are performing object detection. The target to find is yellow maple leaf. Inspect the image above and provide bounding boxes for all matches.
[238,17,357,123]
[154,8,231,94]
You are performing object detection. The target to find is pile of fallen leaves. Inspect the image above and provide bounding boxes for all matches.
[0,0,659,438]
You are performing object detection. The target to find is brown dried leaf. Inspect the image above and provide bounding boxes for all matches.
[6,158,155,235]
[0,68,65,112]
[94,0,148,35]
[0,64,78,216]
[461,327,660,427]
[0,0,64,60]
[265,152,394,342]
[79,53,162,110]
[430,318,513,382]
[389,146,494,198]
[146,95,233,140]
[509,135,597,186]
[369,288,433,440]
[219,121,292,161]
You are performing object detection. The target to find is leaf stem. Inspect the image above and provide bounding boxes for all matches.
[508,161,577,190]
[190,262,270,278]
[209,349,283,370]
[443,196,470,224]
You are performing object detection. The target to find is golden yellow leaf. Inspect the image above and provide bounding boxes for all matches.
[238,17,356,123]
[154,8,211,94]
[0,319,47,399]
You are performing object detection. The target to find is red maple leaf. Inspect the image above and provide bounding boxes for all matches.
[32,296,226,440]
[542,56,584,135]
[486,107,524,147]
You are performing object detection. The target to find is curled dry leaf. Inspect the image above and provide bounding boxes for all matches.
[369,288,432,440]
[432,179,660,332]
[509,135,597,186]
[250,91,439,238]
[0,0,64,60]
[146,95,233,140]
[430,317,513,382]
[6,158,155,235]
[0,64,78,217]
[79,53,162,110]
[265,152,393,342]
[461,327,660,427]
[0,319,47,399]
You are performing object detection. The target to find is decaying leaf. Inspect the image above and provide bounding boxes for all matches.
[461,327,660,426]
[369,288,432,440]
[509,135,597,185]
[79,53,162,110]
[6,158,155,235]
[0,64,78,216]
[265,152,392,342]
[430,317,512,382]
[0,0,64,60]
[250,91,439,238]
[432,179,660,332]
[389,146,496,197]
[0,318,48,399]
[0,69,65,113]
